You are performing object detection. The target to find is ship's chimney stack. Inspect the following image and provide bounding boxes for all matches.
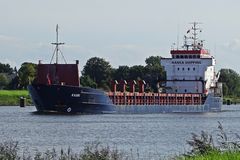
[119,80,127,92]
[111,80,118,92]
[138,80,146,93]
[128,80,137,93]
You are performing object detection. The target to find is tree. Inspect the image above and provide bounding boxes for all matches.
[0,73,9,89]
[0,63,13,74]
[80,75,97,88]
[112,66,130,80]
[144,56,166,92]
[82,57,112,90]
[219,69,240,97]
[18,62,37,89]
[128,65,145,80]
[145,56,161,66]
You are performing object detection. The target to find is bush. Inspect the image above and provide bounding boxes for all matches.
[0,141,123,160]
[0,141,20,160]
[177,122,240,160]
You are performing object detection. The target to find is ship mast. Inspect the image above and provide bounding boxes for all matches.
[183,22,203,50]
[50,24,66,64]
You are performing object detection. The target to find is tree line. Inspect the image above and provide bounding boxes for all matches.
[80,56,165,92]
[0,62,36,90]
[0,57,240,98]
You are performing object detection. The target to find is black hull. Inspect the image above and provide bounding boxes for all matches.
[28,84,116,114]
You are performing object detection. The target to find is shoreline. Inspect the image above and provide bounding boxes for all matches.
[0,90,32,106]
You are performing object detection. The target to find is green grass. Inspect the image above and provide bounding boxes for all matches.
[0,90,32,106]
[177,150,240,160]
[223,96,240,104]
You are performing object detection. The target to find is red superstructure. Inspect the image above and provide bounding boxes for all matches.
[36,63,80,86]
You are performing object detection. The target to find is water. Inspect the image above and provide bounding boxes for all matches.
[0,105,240,159]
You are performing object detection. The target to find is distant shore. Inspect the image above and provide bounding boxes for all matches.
[0,90,32,106]
[223,96,240,105]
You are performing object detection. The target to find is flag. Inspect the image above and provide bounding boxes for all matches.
[46,73,51,85]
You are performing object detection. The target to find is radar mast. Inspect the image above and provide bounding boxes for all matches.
[50,24,66,64]
[183,22,204,50]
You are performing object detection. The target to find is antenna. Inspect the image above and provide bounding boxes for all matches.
[50,24,66,64]
[177,23,180,49]
[189,22,202,50]
[183,22,203,50]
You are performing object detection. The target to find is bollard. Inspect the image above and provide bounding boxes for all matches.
[19,97,26,107]
[226,99,231,105]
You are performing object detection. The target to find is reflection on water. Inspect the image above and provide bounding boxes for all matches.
[0,105,240,158]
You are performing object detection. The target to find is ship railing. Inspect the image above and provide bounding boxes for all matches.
[108,92,204,106]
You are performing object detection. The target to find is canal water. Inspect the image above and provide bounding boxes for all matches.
[0,105,240,159]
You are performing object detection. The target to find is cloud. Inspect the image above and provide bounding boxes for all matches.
[0,35,20,42]
[223,38,240,51]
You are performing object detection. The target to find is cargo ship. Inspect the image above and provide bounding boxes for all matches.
[28,23,222,113]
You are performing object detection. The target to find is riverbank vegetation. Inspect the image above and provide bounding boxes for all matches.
[219,69,240,103]
[0,141,123,160]
[0,90,31,106]
[176,122,240,160]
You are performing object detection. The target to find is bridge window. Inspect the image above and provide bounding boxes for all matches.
[189,55,193,58]
[180,55,184,58]
[197,55,200,58]
[184,55,188,58]
[193,55,196,58]
[193,67,195,71]
[176,55,180,58]
[185,89,187,93]
[182,68,185,71]
[188,68,190,71]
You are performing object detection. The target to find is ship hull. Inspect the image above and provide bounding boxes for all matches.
[28,84,116,114]
[28,84,222,114]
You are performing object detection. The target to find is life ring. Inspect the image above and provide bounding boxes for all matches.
[66,107,72,113]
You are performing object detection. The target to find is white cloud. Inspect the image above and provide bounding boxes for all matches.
[223,38,240,52]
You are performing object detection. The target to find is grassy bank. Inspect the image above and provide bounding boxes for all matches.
[0,90,32,106]
[176,122,240,160]
[0,141,123,160]
[178,151,240,160]
[223,96,240,104]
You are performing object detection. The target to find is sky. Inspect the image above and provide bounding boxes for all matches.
[1,0,240,73]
